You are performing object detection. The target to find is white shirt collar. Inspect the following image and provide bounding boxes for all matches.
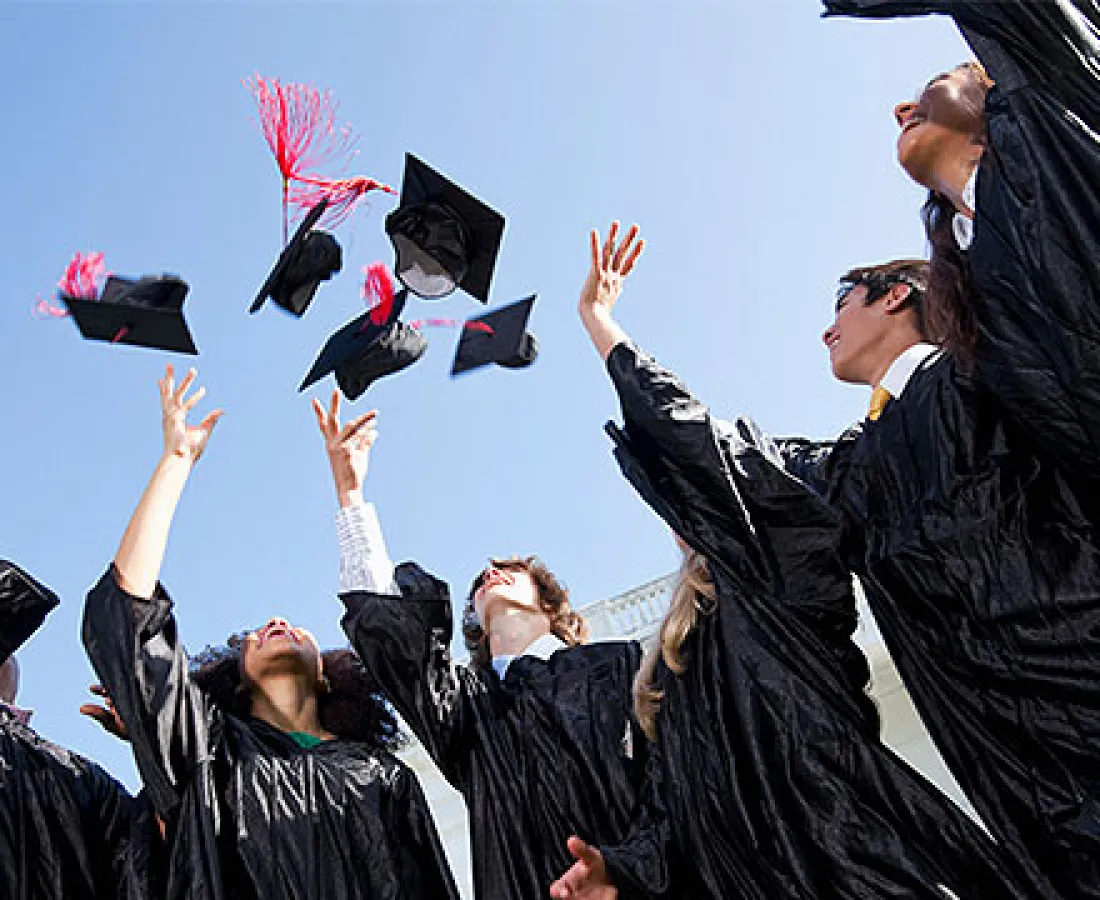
[952,167,979,251]
[491,633,567,680]
[879,342,941,399]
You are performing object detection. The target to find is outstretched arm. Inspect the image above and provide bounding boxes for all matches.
[312,390,399,595]
[114,366,222,598]
[83,367,222,816]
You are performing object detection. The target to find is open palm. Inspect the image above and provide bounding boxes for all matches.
[159,365,223,463]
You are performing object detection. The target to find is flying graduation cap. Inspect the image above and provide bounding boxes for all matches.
[385,154,505,303]
[451,295,538,377]
[51,251,198,354]
[0,560,60,667]
[299,288,428,401]
[251,197,342,317]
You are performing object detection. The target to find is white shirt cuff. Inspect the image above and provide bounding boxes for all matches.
[336,503,399,595]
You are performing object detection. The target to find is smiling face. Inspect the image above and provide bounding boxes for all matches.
[238,618,324,691]
[823,283,888,385]
[893,65,989,188]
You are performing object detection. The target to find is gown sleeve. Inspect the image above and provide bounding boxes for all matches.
[82,566,215,817]
[824,0,1100,473]
[606,341,857,641]
[599,732,684,900]
[341,563,471,784]
[83,761,145,900]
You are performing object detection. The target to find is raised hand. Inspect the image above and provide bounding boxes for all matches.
[578,221,645,321]
[79,684,129,742]
[549,836,617,900]
[159,365,223,464]
[312,389,378,507]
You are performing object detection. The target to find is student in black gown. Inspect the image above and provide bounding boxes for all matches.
[1,559,147,900]
[313,392,677,899]
[802,2,1100,893]
[550,225,1047,899]
[82,365,459,900]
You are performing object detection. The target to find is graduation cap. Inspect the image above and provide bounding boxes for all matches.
[0,560,60,666]
[300,289,428,400]
[451,295,538,377]
[385,154,505,303]
[63,274,198,354]
[251,197,342,317]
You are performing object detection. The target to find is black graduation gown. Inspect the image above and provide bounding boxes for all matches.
[1,560,147,900]
[811,1,1100,893]
[341,566,675,900]
[601,341,1046,899]
[0,710,144,900]
[82,567,460,900]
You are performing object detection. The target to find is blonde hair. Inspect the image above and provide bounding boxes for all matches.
[634,548,717,740]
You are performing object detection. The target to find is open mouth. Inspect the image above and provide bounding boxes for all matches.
[259,624,300,645]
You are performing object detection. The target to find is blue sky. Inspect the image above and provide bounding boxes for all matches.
[0,2,967,788]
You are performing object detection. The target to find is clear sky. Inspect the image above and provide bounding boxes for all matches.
[0,1,967,789]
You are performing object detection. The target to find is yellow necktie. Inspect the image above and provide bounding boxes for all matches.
[868,385,892,422]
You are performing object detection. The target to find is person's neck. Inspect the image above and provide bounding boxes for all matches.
[249,674,331,739]
[487,607,553,659]
[867,337,923,389]
[929,147,983,217]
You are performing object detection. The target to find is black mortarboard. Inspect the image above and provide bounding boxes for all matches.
[251,198,342,317]
[385,154,505,303]
[451,295,538,377]
[63,275,198,354]
[299,289,428,400]
[0,560,60,666]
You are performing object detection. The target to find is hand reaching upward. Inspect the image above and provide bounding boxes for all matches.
[579,221,644,361]
[159,365,223,464]
[312,389,378,508]
[579,221,645,321]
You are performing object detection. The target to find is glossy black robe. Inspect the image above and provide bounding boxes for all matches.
[811,1,1100,893]
[342,567,675,900]
[83,567,459,900]
[602,341,1046,899]
[1,560,146,900]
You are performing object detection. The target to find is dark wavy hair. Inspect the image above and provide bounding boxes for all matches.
[462,557,589,669]
[921,62,994,360]
[838,258,932,339]
[190,637,400,750]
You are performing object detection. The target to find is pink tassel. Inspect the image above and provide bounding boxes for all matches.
[362,262,396,325]
[289,174,396,231]
[245,74,359,243]
[408,318,494,335]
[58,250,106,299]
[33,296,70,318]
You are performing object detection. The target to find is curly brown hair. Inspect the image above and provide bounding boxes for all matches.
[190,639,400,750]
[462,557,589,669]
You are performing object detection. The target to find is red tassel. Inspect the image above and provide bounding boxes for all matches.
[362,262,396,325]
[245,74,359,242]
[290,174,397,231]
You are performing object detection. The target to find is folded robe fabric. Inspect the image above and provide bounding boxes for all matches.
[0,560,150,900]
[342,566,683,900]
[807,2,1100,895]
[600,340,1048,899]
[82,568,459,900]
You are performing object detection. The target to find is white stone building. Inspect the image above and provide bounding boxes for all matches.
[400,573,981,898]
